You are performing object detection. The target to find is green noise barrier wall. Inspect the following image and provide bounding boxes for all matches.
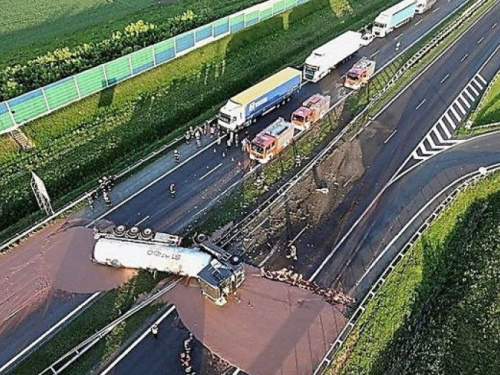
[0,0,310,134]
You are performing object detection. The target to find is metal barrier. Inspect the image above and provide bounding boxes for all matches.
[0,0,310,135]
[312,162,500,374]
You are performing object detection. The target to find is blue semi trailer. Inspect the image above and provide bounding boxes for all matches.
[218,67,302,132]
[373,0,418,37]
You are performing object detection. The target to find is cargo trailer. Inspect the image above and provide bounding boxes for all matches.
[218,68,302,132]
[373,0,417,37]
[303,31,363,83]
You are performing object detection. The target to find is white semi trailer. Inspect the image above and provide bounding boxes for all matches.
[372,0,417,37]
[93,227,245,306]
[303,31,363,83]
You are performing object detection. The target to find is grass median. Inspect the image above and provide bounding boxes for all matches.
[329,169,500,375]
[0,0,402,244]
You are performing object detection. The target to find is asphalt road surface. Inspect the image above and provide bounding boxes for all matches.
[300,0,500,288]
[0,0,476,373]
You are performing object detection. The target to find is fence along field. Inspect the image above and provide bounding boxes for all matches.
[0,0,309,135]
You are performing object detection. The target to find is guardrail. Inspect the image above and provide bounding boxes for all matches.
[312,162,500,375]
[0,0,311,135]
[37,279,180,375]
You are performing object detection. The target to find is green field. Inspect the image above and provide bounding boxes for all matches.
[330,171,500,375]
[473,71,500,126]
[0,0,400,243]
[0,0,263,69]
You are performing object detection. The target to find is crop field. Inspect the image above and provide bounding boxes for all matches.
[329,171,500,375]
[0,0,401,243]
[473,70,500,126]
[0,0,263,69]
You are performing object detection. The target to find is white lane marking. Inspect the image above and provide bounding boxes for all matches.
[134,215,150,226]
[468,83,480,96]
[415,19,423,26]
[415,99,426,110]
[459,93,471,107]
[449,107,461,123]
[383,130,397,144]
[0,293,101,374]
[395,33,403,40]
[477,36,484,44]
[354,165,500,289]
[463,87,475,101]
[370,50,380,58]
[419,144,434,155]
[440,74,450,84]
[412,149,426,160]
[426,135,445,150]
[493,22,498,29]
[432,6,440,13]
[432,128,448,144]
[476,73,487,85]
[100,306,176,375]
[472,77,484,89]
[439,120,452,138]
[87,136,224,227]
[461,53,469,61]
[199,162,223,181]
[308,0,489,283]
[231,369,241,375]
[455,100,466,115]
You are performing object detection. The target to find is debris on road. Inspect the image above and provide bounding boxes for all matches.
[261,268,355,306]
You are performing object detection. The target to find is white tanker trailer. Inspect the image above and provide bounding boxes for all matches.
[93,226,245,306]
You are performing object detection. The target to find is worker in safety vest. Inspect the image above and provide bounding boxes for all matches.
[173,149,180,163]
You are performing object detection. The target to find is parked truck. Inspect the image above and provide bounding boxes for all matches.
[344,58,376,90]
[372,0,417,37]
[291,94,331,129]
[303,31,363,83]
[416,0,436,14]
[247,117,295,163]
[93,227,245,306]
[218,67,302,132]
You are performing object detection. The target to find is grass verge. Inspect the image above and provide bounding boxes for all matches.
[329,169,500,375]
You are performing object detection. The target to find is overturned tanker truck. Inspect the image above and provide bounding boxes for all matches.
[93,226,245,306]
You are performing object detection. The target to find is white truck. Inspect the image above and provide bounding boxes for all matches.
[372,0,417,37]
[416,0,436,14]
[303,31,363,83]
[93,227,245,306]
[218,67,302,132]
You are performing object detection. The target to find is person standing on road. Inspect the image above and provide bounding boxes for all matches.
[209,125,215,138]
[151,324,159,339]
[185,131,191,144]
[173,149,180,164]
[169,183,176,198]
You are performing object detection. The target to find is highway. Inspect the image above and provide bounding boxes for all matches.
[304,0,500,293]
[78,1,500,375]
[0,0,484,373]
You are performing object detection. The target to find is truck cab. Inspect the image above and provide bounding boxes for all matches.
[218,100,244,131]
[291,107,314,129]
[248,118,294,163]
[373,16,391,37]
[291,94,330,129]
[345,58,376,90]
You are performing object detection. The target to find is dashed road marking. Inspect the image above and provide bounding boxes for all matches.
[461,53,469,61]
[199,162,223,181]
[415,99,426,110]
[440,73,450,84]
[477,36,484,44]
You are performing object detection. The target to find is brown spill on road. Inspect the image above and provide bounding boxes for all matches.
[0,219,136,333]
[163,266,346,375]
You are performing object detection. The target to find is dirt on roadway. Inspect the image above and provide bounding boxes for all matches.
[164,266,346,375]
[240,138,365,269]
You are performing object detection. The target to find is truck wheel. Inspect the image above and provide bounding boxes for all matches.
[286,97,291,102]
[281,100,286,106]
[252,118,257,124]
[277,103,280,108]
